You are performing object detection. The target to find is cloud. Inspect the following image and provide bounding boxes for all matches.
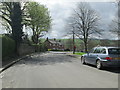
[90,2,117,23]
[1,0,117,40]
[41,1,75,39]
[39,1,117,39]
[89,2,118,40]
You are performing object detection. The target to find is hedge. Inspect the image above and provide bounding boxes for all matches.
[2,35,15,58]
[32,43,47,52]
[48,49,64,51]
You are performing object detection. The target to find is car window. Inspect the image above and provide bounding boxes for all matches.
[108,48,120,54]
[93,48,101,53]
[101,48,106,54]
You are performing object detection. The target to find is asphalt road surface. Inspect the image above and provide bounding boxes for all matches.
[1,52,119,88]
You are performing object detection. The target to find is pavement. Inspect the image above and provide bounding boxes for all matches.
[1,51,119,88]
[0,53,38,73]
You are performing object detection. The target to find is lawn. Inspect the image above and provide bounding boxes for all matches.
[74,52,86,56]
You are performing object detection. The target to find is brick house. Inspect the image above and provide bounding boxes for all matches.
[44,38,64,50]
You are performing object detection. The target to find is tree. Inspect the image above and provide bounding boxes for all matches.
[109,18,120,41]
[67,2,102,52]
[87,39,99,51]
[65,39,73,51]
[0,2,24,54]
[110,1,120,39]
[65,19,76,53]
[24,2,51,44]
[109,1,120,47]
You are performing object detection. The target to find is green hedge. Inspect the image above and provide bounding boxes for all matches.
[48,49,63,51]
[2,35,15,58]
[32,43,47,52]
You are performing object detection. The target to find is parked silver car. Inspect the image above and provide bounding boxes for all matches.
[81,46,120,69]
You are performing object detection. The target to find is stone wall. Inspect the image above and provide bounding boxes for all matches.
[18,43,35,56]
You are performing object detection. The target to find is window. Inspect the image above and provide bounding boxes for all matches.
[101,48,106,54]
[108,48,120,54]
[93,48,101,53]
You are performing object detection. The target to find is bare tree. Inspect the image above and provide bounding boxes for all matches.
[110,1,120,39]
[110,18,120,36]
[67,2,102,52]
[109,1,120,47]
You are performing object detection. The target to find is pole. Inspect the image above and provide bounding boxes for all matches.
[118,1,120,47]
[73,28,75,54]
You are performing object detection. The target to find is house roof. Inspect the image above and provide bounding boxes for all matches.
[49,40,62,45]
[45,39,63,46]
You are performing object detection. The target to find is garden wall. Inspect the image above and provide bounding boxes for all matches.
[18,43,35,56]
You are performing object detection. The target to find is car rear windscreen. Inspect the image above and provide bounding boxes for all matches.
[108,48,120,54]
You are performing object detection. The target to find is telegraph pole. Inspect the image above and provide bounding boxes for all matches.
[72,26,75,54]
[73,31,75,54]
[118,1,120,47]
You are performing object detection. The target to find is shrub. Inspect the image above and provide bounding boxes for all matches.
[2,35,15,58]
[64,49,70,51]
[48,49,52,51]
[39,43,47,52]
[47,49,63,51]
[32,43,47,52]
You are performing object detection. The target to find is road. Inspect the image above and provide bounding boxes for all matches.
[1,52,119,88]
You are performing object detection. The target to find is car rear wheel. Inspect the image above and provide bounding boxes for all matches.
[96,60,103,69]
[81,57,86,64]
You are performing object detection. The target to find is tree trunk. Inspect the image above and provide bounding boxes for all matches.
[36,34,39,44]
[11,2,23,55]
[84,40,88,53]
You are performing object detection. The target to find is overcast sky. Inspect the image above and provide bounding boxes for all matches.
[33,0,118,40]
[0,0,118,40]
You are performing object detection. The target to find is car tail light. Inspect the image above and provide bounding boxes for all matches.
[105,57,113,60]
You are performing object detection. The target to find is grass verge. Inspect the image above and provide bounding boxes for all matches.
[74,52,86,56]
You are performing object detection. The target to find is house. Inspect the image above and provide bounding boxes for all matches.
[44,37,64,50]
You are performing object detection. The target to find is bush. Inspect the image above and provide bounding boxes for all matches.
[39,43,47,52]
[64,48,70,51]
[32,43,47,52]
[2,35,15,58]
[47,49,63,51]
[48,49,52,51]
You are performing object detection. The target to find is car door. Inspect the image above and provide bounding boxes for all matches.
[85,48,96,64]
[88,48,101,65]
